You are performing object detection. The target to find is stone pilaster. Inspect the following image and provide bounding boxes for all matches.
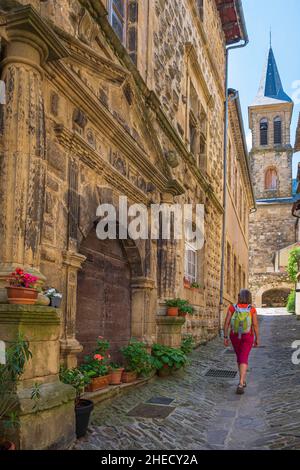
[61,250,86,367]
[131,276,156,345]
[0,6,68,301]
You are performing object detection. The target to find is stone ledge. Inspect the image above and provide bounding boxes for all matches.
[0,304,61,324]
[18,381,75,415]
[83,375,156,405]
[156,316,186,326]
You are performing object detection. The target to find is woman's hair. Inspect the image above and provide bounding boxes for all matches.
[238,289,252,305]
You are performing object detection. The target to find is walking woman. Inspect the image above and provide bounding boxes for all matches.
[223,289,260,395]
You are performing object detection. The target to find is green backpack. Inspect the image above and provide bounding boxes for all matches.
[230,304,252,338]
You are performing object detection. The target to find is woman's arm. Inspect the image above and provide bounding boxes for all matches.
[223,307,233,347]
[252,311,260,347]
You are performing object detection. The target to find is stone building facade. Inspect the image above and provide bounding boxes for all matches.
[0,0,248,366]
[248,46,297,307]
[223,90,255,315]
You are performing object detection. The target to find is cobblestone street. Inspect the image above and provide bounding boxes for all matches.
[74,312,300,450]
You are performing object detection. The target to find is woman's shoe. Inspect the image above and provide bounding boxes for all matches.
[236,384,245,395]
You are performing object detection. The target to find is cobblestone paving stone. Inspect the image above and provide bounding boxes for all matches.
[74,313,300,450]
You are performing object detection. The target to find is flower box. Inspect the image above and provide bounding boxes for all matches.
[85,374,110,392]
[6,286,38,305]
[122,371,137,383]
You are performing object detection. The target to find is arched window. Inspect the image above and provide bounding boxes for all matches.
[260,118,268,146]
[265,168,278,190]
[274,116,282,145]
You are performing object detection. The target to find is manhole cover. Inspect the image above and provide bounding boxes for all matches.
[127,403,175,419]
[205,369,237,378]
[147,396,175,405]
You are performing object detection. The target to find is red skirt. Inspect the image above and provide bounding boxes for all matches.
[230,332,254,365]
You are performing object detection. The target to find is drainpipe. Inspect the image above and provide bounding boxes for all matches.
[219,5,249,336]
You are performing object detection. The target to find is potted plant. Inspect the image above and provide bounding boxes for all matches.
[178,299,194,317]
[6,268,39,305]
[80,337,111,392]
[151,343,187,377]
[109,363,125,385]
[120,340,153,383]
[59,367,93,439]
[0,335,32,450]
[165,298,184,316]
[183,277,191,288]
[190,282,201,290]
[44,287,63,308]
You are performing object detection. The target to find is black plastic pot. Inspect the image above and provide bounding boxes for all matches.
[50,296,62,308]
[75,399,94,438]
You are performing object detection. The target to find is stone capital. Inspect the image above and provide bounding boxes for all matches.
[131,277,156,290]
[2,5,68,66]
[62,250,86,270]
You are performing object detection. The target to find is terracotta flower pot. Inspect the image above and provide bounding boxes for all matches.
[0,441,16,450]
[179,311,187,317]
[109,368,125,385]
[6,286,38,305]
[167,307,178,317]
[158,364,172,378]
[122,370,137,383]
[85,374,110,392]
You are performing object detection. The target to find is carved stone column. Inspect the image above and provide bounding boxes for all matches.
[61,250,86,367]
[0,6,67,301]
[157,192,178,299]
[131,277,156,346]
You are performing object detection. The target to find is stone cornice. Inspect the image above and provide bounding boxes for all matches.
[3,5,69,63]
[54,124,149,205]
[53,25,129,85]
[47,60,175,190]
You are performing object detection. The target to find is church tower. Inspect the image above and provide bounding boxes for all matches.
[248,46,296,307]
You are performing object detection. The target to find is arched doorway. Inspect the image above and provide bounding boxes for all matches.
[262,288,291,308]
[76,228,131,362]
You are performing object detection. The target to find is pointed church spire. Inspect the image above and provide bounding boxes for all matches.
[251,45,292,106]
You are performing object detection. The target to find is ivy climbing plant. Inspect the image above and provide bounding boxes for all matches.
[287,247,300,283]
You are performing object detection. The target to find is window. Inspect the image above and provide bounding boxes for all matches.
[260,118,268,146]
[233,255,237,298]
[189,111,198,156]
[238,265,242,293]
[227,141,232,187]
[226,243,231,295]
[274,116,282,145]
[265,168,278,190]
[196,0,204,21]
[185,241,197,284]
[188,80,207,171]
[109,0,127,44]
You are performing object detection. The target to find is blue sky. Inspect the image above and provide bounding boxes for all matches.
[229,0,300,177]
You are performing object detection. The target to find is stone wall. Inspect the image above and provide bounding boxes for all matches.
[0,0,229,362]
[249,203,295,306]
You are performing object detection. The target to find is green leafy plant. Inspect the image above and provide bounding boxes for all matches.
[181,335,195,354]
[165,298,183,308]
[109,362,123,370]
[151,344,188,371]
[120,340,153,375]
[287,247,300,283]
[0,335,32,438]
[59,367,91,405]
[79,337,111,379]
[287,289,296,313]
[191,282,201,289]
